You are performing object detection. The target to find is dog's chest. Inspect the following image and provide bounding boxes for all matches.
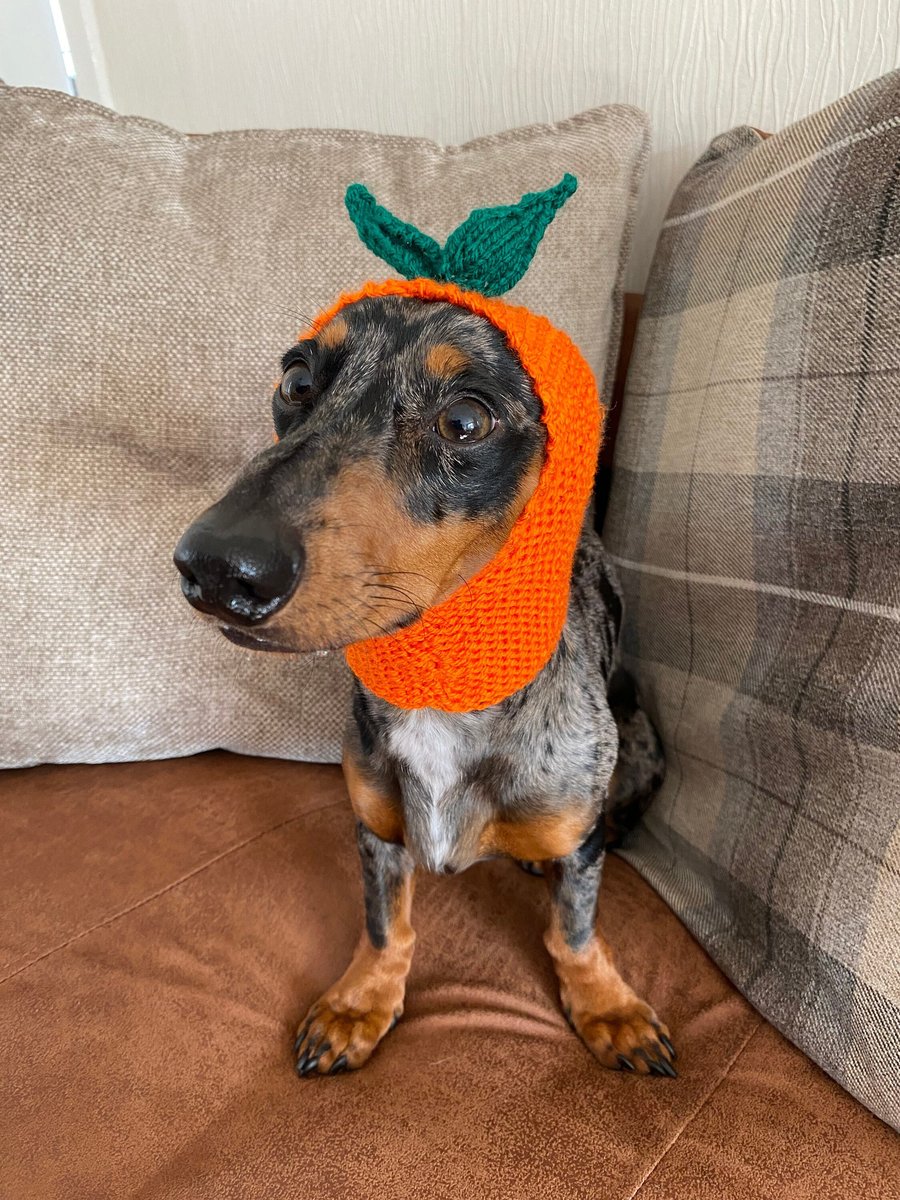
[386,709,492,871]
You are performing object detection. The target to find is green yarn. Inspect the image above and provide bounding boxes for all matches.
[344,174,577,297]
[441,175,577,295]
[344,184,444,280]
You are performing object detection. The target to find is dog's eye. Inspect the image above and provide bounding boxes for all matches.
[279,361,313,405]
[435,397,496,443]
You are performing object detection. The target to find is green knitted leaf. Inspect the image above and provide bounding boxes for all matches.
[343,174,578,296]
[441,174,578,296]
[345,183,444,280]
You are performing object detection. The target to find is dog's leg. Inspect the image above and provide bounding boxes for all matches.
[543,818,677,1076]
[294,821,415,1076]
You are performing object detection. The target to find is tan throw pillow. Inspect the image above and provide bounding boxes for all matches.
[0,84,648,767]
[604,70,900,1128]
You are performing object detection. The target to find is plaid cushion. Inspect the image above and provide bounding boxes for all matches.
[604,71,900,1128]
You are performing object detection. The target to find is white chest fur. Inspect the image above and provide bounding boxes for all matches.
[386,709,488,869]
[388,709,467,797]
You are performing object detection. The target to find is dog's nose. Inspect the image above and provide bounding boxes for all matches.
[173,505,304,625]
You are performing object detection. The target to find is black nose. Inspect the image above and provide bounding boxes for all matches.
[173,504,304,625]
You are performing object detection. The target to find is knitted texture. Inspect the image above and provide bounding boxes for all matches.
[304,277,603,712]
[345,176,577,297]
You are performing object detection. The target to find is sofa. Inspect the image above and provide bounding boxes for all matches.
[2,74,898,1198]
[3,294,897,1197]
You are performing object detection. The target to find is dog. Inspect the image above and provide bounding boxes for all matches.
[174,292,674,1078]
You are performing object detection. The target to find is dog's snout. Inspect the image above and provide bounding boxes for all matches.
[173,506,304,625]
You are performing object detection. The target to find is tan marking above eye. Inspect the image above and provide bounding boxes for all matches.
[425,342,469,379]
[317,316,349,350]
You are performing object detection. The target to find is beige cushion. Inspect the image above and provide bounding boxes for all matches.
[0,83,648,766]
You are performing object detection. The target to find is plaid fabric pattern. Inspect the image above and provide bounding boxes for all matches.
[604,72,900,1128]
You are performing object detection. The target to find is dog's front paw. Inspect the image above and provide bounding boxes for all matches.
[566,995,677,1077]
[293,996,401,1077]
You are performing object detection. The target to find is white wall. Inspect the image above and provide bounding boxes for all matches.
[40,1,900,283]
[0,0,71,92]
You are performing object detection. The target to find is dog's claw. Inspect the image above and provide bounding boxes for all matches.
[295,1033,332,1076]
[617,1054,636,1072]
[329,1054,348,1075]
[635,1048,676,1078]
[297,1049,319,1076]
[658,1033,677,1060]
[298,1047,314,1073]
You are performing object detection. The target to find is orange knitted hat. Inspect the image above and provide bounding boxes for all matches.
[300,180,603,711]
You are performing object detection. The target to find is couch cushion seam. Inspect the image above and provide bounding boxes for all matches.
[627,1018,766,1200]
[0,797,348,987]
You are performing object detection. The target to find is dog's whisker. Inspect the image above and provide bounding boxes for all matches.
[322,521,394,535]
[357,603,411,638]
[362,580,426,610]
[268,302,320,329]
[357,614,395,639]
[362,582,434,629]
[366,593,416,609]
[322,571,435,629]
[374,569,439,586]
[329,592,398,641]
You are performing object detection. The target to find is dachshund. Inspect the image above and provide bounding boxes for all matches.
[174,292,674,1078]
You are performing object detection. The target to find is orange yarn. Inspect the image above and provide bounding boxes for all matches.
[305,278,603,712]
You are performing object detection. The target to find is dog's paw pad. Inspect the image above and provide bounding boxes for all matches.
[293,999,401,1077]
[573,1003,677,1077]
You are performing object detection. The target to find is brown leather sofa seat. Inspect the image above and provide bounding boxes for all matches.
[3,753,895,1198]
